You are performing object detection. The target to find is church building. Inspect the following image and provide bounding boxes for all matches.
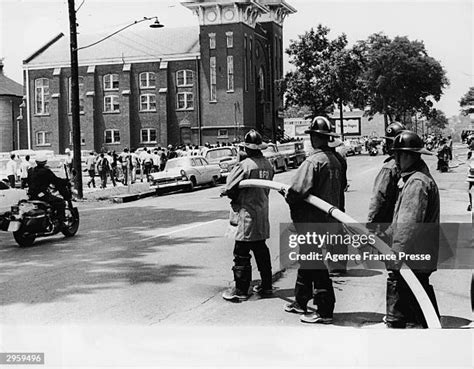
[22,0,296,153]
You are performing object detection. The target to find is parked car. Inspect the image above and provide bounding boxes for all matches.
[149,156,221,193]
[262,143,289,172]
[0,181,27,215]
[204,146,238,181]
[344,139,363,156]
[277,141,306,168]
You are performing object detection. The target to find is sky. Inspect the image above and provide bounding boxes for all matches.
[0,0,472,117]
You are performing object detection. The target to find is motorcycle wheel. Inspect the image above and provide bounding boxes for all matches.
[13,228,36,247]
[62,208,80,237]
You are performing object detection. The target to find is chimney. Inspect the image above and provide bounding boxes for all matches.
[0,58,4,74]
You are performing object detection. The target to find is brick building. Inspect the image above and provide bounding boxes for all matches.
[0,60,25,152]
[22,0,296,154]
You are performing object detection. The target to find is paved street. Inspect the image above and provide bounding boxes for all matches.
[0,145,471,328]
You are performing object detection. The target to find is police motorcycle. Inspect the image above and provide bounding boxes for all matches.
[0,168,79,247]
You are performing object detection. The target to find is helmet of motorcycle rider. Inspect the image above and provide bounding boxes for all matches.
[35,154,48,165]
[304,116,339,137]
[391,130,433,155]
[383,122,406,140]
[244,129,267,150]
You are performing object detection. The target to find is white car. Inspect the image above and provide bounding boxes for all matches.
[0,181,28,215]
[149,156,221,193]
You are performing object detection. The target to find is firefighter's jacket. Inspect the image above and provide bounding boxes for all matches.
[286,146,343,224]
[367,156,400,225]
[224,154,274,241]
[390,159,440,271]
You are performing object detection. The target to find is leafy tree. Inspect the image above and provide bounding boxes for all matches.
[353,33,449,128]
[284,25,349,116]
[426,109,448,132]
[459,87,474,115]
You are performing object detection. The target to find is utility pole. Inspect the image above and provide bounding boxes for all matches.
[68,0,83,199]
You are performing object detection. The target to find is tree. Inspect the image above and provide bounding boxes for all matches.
[459,87,474,115]
[354,33,449,128]
[426,109,448,133]
[284,25,349,116]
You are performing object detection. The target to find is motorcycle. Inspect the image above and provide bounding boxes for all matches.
[0,184,79,247]
[369,147,378,156]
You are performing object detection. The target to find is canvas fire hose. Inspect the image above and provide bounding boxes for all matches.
[239,179,442,329]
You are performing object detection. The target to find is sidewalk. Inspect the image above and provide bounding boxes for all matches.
[77,181,154,202]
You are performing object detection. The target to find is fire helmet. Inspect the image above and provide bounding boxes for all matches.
[383,122,406,140]
[304,116,339,137]
[392,130,432,155]
[244,130,267,150]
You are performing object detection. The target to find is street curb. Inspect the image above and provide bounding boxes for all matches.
[112,190,157,203]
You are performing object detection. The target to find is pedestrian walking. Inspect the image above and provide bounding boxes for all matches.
[384,130,440,328]
[96,152,111,188]
[367,122,406,237]
[130,149,139,183]
[152,150,161,172]
[283,116,343,324]
[6,154,18,188]
[19,155,33,189]
[467,159,474,212]
[85,151,97,188]
[221,130,275,301]
[142,150,154,179]
[447,135,453,160]
[64,148,73,178]
[120,148,131,185]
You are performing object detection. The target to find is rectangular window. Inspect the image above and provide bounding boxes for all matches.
[139,72,156,88]
[141,128,157,143]
[217,129,228,138]
[210,56,217,102]
[104,95,120,113]
[140,94,156,111]
[244,36,248,92]
[227,55,234,92]
[69,76,85,114]
[103,74,119,90]
[209,33,216,49]
[69,131,86,146]
[176,70,194,87]
[249,38,253,84]
[104,129,120,144]
[35,78,50,115]
[226,32,233,48]
[36,131,52,146]
[177,92,194,110]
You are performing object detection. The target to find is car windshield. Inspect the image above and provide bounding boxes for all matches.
[165,158,189,170]
[206,149,233,160]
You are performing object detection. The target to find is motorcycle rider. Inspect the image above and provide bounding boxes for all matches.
[27,154,71,227]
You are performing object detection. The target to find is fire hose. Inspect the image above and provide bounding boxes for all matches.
[239,179,442,329]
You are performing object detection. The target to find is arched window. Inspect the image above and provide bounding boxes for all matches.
[69,76,85,113]
[35,78,50,115]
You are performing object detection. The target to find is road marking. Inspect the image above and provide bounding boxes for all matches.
[140,219,225,241]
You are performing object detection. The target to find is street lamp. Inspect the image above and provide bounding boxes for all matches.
[67,0,163,198]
